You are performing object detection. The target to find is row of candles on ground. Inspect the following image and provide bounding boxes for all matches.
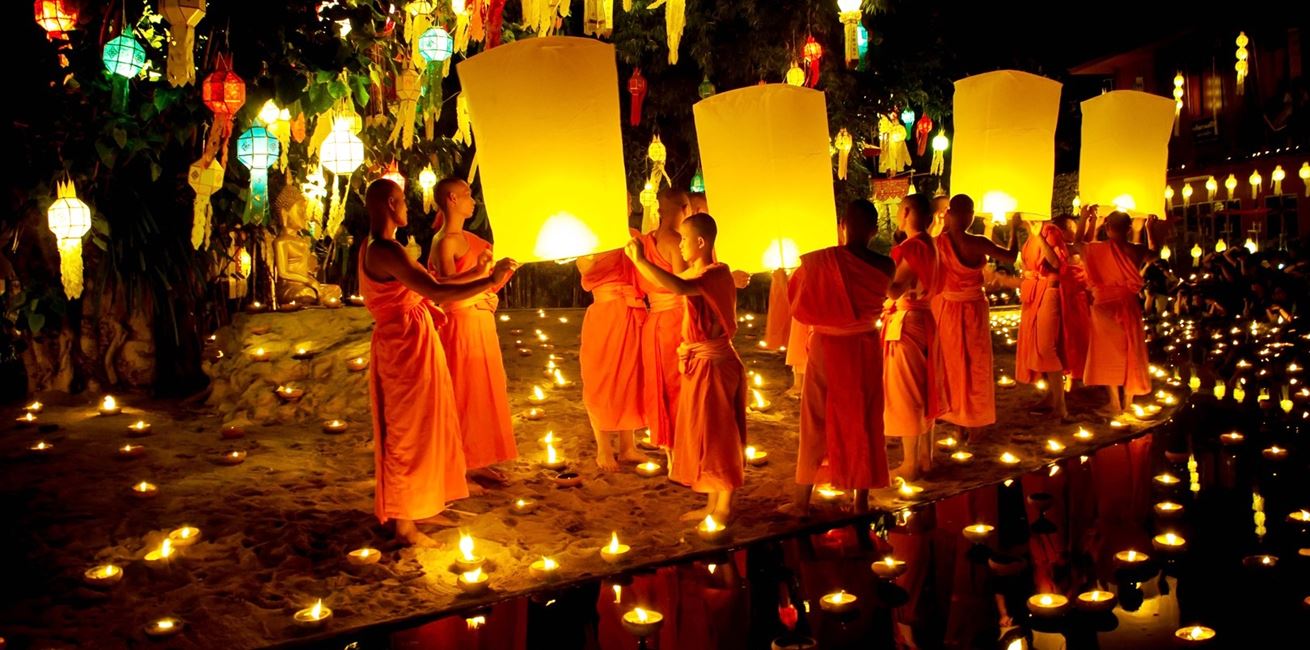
[243,295,365,314]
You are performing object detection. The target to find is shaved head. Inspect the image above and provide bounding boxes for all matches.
[841,199,878,246]
[682,212,718,243]
[900,193,932,232]
[1104,210,1131,237]
[366,178,407,229]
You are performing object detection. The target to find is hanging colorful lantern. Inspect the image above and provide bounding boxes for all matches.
[1224,173,1237,200]
[1172,71,1184,116]
[785,61,805,87]
[1181,182,1193,207]
[188,158,224,250]
[913,114,933,156]
[1190,243,1202,265]
[405,2,435,68]
[583,0,614,37]
[930,130,948,176]
[418,26,454,64]
[319,118,365,237]
[418,165,437,213]
[628,68,647,126]
[381,161,406,190]
[1205,175,1218,201]
[236,125,280,225]
[389,67,421,149]
[102,34,146,111]
[639,181,658,233]
[648,135,670,189]
[486,0,508,47]
[452,0,473,54]
[161,0,206,87]
[837,0,862,69]
[1215,238,1227,253]
[834,128,853,180]
[302,166,328,234]
[1234,32,1248,95]
[690,167,705,193]
[258,100,292,171]
[1249,169,1262,199]
[1300,162,1310,197]
[453,93,472,145]
[1270,165,1285,194]
[900,107,916,126]
[647,0,686,64]
[856,24,869,67]
[34,0,78,40]
[1164,185,1174,205]
[878,115,912,174]
[698,76,716,99]
[47,178,93,299]
[802,35,823,88]
[201,55,246,165]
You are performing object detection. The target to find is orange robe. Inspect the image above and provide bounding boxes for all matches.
[784,318,809,372]
[763,267,792,349]
[426,232,517,469]
[669,263,747,493]
[360,247,468,523]
[789,247,890,490]
[931,235,996,428]
[1082,240,1151,399]
[579,249,646,430]
[1059,253,1091,381]
[1016,224,1067,383]
[883,233,942,438]
[638,232,683,448]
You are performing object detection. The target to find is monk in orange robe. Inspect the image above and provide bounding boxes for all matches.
[762,268,792,350]
[1082,210,1156,416]
[360,179,517,546]
[1015,218,1072,418]
[627,213,746,522]
[884,193,942,481]
[428,178,518,486]
[932,195,1019,442]
[1056,210,1093,382]
[637,188,690,452]
[782,200,895,516]
[783,317,810,399]
[578,247,648,471]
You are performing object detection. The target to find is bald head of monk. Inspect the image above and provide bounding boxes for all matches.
[677,212,718,264]
[897,193,932,235]
[366,178,408,232]
[1051,213,1077,242]
[434,177,475,228]
[658,188,691,227]
[946,194,975,232]
[840,199,879,248]
[1103,210,1132,241]
[688,191,709,215]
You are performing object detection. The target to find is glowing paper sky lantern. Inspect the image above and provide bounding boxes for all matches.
[694,84,835,272]
[188,158,224,249]
[34,0,78,40]
[1079,90,1175,218]
[457,37,630,262]
[236,125,280,225]
[160,0,206,87]
[951,70,1062,221]
[102,33,146,111]
[47,179,93,299]
[319,117,366,237]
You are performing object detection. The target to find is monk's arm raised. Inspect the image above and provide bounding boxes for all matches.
[625,239,701,296]
[372,241,514,304]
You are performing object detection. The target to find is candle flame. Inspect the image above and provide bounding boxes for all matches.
[1035,379,1048,391]
[1046,439,1065,453]
[466,615,485,630]
[1000,451,1019,464]
[532,385,546,401]
[159,538,173,558]
[613,584,622,603]
[883,556,895,567]
[634,607,649,623]
[547,443,558,464]
[542,556,557,570]
[102,396,117,410]
[607,532,621,553]
[132,420,147,430]
[543,431,554,444]
[745,445,757,460]
[515,499,527,508]
[753,374,763,388]
[156,619,175,630]
[310,599,323,619]
[1039,594,1053,606]
[462,567,483,582]
[553,369,567,386]
[702,515,720,532]
[1132,404,1146,417]
[707,563,717,574]
[1126,550,1138,561]
[26,401,42,411]
[459,533,475,561]
[751,389,767,408]
[136,481,152,491]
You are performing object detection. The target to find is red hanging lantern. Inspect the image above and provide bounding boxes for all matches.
[201,54,246,164]
[913,114,933,157]
[628,67,647,127]
[487,0,507,48]
[802,35,823,88]
[34,0,78,40]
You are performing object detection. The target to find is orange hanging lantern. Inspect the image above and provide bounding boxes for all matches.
[34,0,78,40]
[802,36,823,88]
[201,54,246,165]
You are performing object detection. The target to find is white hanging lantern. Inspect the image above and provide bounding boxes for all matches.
[47,178,93,298]
[319,118,365,237]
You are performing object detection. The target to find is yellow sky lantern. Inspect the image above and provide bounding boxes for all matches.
[951,70,1062,221]
[693,84,836,272]
[1079,91,1175,218]
[457,37,629,262]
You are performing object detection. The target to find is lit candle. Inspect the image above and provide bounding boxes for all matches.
[753,373,764,389]
[1188,375,1201,391]
[937,436,959,449]
[744,445,769,466]
[543,443,567,471]
[117,443,144,459]
[635,461,664,477]
[99,395,121,416]
[346,356,368,372]
[293,599,333,627]
[275,385,304,401]
[1152,532,1187,552]
[131,481,159,499]
[999,451,1020,465]
[621,607,664,637]
[1219,431,1245,445]
[1154,472,1181,487]
[1026,593,1070,617]
[246,300,266,313]
[1282,397,1295,414]
[1213,380,1226,400]
[1262,446,1288,460]
[1114,549,1149,567]
[996,374,1016,387]
[1241,554,1278,569]
[22,401,43,414]
[524,407,545,421]
[1174,626,1215,644]
[600,531,631,563]
[962,523,994,544]
[499,314,510,322]
[539,430,556,448]
[83,563,123,588]
[748,389,772,412]
[511,498,538,514]
[218,449,247,465]
[1154,501,1184,517]
[126,420,152,437]
[456,533,485,572]
[347,294,364,306]
[14,412,37,426]
[143,617,184,638]
[819,590,859,614]
[1074,589,1117,613]
[1074,427,1094,442]
[529,556,559,580]
[1035,378,1049,392]
[250,347,270,362]
[894,477,923,497]
[1287,510,1310,525]
[951,450,974,463]
[1233,384,1246,403]
[815,484,845,501]
[1045,439,1065,454]
[28,440,53,455]
[220,424,246,439]
[552,369,571,387]
[870,556,907,580]
[529,385,547,403]
[323,296,342,309]
[457,567,490,594]
[144,539,175,568]
[348,547,380,566]
[322,419,348,434]
[697,515,727,542]
[167,526,201,548]
[518,347,533,357]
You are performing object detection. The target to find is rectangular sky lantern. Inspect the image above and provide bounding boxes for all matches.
[457,37,629,262]
[951,70,1062,221]
[1079,90,1176,218]
[693,85,836,272]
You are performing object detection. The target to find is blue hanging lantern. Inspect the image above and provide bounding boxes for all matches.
[690,168,705,193]
[418,27,453,63]
[901,107,916,126]
[102,34,146,111]
[236,126,280,225]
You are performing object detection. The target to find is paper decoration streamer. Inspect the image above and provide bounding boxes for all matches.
[647,0,685,65]
[188,157,223,249]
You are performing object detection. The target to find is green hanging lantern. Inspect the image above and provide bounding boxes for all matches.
[698,76,715,99]
[418,26,453,63]
[102,33,146,111]
[236,125,280,224]
[690,168,705,193]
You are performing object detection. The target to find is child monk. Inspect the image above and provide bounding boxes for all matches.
[427,178,517,488]
[884,194,942,481]
[1083,210,1157,416]
[637,188,690,453]
[361,179,517,546]
[1016,217,1073,418]
[578,247,648,471]
[932,195,1019,443]
[782,199,895,516]
[626,213,747,522]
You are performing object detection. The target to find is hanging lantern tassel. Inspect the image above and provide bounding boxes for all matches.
[453,93,472,146]
[913,114,933,157]
[646,0,686,65]
[161,0,206,87]
[628,68,647,126]
[103,34,146,112]
[487,0,507,48]
[802,36,823,88]
[834,128,853,180]
[405,3,434,68]
[302,166,329,233]
[389,68,421,149]
[647,135,671,189]
[419,165,437,213]
[584,0,615,37]
[47,179,93,300]
[236,126,280,225]
[639,182,658,234]
[838,4,861,69]
[453,0,472,54]
[420,65,445,142]
[188,158,224,249]
[930,130,948,176]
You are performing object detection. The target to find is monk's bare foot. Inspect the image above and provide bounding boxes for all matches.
[395,520,440,548]
[618,449,648,464]
[465,481,486,497]
[776,502,811,518]
[415,512,459,527]
[680,507,713,522]
[469,466,509,486]
[596,453,620,472]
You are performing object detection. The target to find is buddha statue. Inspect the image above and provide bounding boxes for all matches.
[273,184,340,305]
